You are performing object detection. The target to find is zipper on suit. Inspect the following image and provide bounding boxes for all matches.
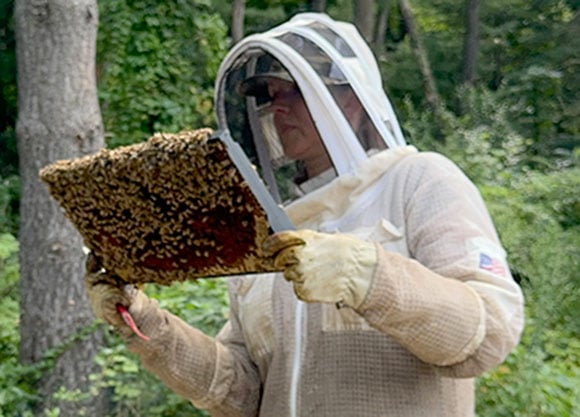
[289,300,305,417]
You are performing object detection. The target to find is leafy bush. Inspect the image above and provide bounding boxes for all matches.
[97,0,229,147]
[463,133,579,416]
[477,335,580,417]
[0,233,39,416]
[477,176,580,417]
[0,173,19,235]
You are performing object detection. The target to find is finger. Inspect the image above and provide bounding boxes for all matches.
[89,284,131,326]
[273,246,302,269]
[124,284,139,299]
[95,285,129,308]
[86,252,102,274]
[282,265,304,283]
[262,231,306,257]
[85,270,103,288]
[293,282,311,302]
[85,270,123,288]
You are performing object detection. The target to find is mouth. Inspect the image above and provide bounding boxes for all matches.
[273,114,296,135]
[277,122,297,136]
[279,126,294,135]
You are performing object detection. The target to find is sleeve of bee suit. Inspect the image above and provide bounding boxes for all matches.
[124,285,261,416]
[356,152,524,376]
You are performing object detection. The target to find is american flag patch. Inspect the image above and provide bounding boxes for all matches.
[479,253,507,277]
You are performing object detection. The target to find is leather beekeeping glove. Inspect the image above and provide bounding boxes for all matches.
[263,230,378,308]
[85,252,149,339]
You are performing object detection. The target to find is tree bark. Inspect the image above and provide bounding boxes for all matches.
[311,0,327,12]
[398,0,443,113]
[374,0,391,54]
[231,0,246,45]
[14,0,108,415]
[461,0,481,85]
[354,0,377,43]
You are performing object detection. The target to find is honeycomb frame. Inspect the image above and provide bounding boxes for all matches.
[40,129,278,285]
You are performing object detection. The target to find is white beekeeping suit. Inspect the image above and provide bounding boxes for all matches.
[86,13,525,417]
[209,12,524,417]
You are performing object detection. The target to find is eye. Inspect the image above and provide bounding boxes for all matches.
[270,85,300,101]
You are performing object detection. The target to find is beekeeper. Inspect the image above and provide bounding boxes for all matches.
[87,13,525,417]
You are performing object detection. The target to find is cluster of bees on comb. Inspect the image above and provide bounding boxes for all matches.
[40,128,278,285]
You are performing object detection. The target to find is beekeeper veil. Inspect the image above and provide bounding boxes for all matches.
[215,13,406,205]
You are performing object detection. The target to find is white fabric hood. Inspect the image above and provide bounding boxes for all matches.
[214,13,406,205]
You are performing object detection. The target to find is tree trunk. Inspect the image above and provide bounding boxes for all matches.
[398,0,443,113]
[354,0,377,43]
[374,0,391,55]
[14,0,108,415]
[231,0,246,45]
[311,0,327,12]
[461,0,481,85]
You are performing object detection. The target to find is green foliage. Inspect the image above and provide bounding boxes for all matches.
[382,0,579,165]
[89,342,207,417]
[381,38,427,106]
[149,278,230,336]
[482,173,580,333]
[0,0,17,139]
[0,0,19,234]
[97,0,229,147]
[476,175,580,416]
[401,82,578,180]
[401,86,533,182]
[475,0,579,161]
[477,336,580,417]
[523,168,580,229]
[244,5,288,34]
[0,172,19,235]
[500,65,574,163]
[0,233,39,416]
[0,234,20,366]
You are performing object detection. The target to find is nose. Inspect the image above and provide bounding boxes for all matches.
[270,96,291,114]
[267,81,300,114]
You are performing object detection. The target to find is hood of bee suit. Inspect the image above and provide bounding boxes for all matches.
[214,12,407,207]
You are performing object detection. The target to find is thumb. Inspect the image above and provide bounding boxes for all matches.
[262,231,306,257]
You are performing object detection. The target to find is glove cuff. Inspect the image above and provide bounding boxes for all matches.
[346,241,378,309]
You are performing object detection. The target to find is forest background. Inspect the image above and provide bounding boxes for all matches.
[0,0,578,416]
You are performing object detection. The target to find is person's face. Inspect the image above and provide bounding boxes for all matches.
[267,78,328,163]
